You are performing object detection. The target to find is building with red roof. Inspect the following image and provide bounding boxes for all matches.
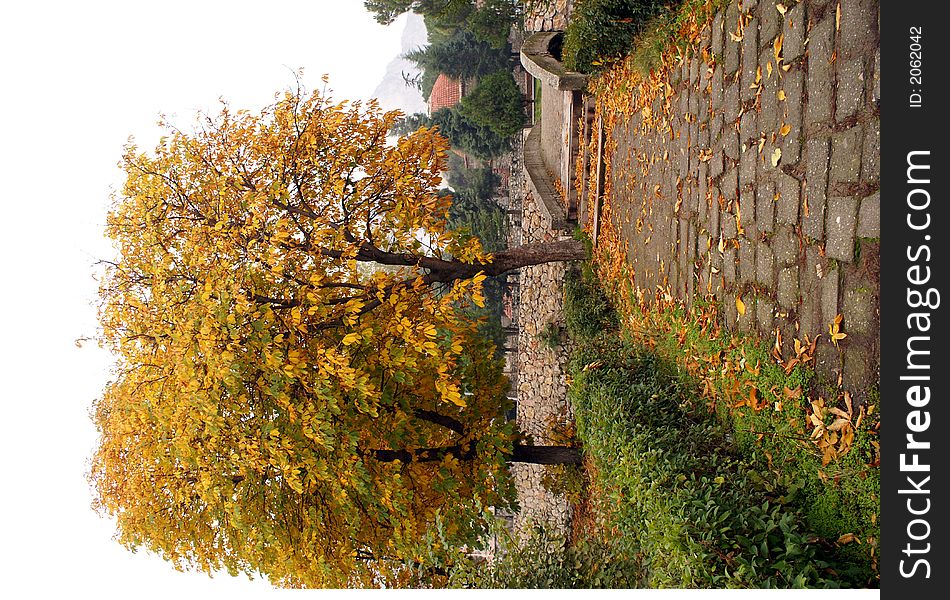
[427,73,463,114]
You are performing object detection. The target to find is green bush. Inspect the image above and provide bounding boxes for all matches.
[458,71,526,138]
[564,266,619,340]
[448,526,643,588]
[562,0,672,73]
[568,339,841,587]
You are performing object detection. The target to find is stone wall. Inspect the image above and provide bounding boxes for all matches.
[508,182,574,535]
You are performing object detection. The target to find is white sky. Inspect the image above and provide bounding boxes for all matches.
[0,1,412,595]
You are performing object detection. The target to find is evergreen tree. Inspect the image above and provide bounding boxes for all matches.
[457,71,526,138]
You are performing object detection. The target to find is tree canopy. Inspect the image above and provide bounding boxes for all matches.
[90,88,583,587]
[457,70,526,138]
[404,29,511,82]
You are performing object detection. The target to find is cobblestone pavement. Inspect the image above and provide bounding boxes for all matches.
[608,0,880,400]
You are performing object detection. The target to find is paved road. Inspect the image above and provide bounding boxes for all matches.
[607,0,880,400]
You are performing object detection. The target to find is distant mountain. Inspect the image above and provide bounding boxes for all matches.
[371,13,427,116]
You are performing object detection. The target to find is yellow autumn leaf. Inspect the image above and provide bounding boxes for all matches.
[837,533,859,545]
[776,3,787,15]
[780,123,792,136]
[736,296,746,317]
[341,332,361,346]
[771,148,782,167]
[777,89,786,101]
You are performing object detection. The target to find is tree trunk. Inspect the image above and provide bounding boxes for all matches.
[510,444,582,465]
[368,443,582,465]
[483,239,586,276]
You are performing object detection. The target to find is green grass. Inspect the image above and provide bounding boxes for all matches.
[533,78,542,124]
[559,266,880,588]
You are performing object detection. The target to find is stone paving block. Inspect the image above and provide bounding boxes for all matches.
[744,0,759,11]
[739,109,756,146]
[842,345,875,401]
[710,149,725,180]
[724,3,741,75]
[825,196,858,262]
[780,70,804,164]
[758,0,782,45]
[804,137,830,241]
[708,188,722,239]
[712,65,725,112]
[814,339,840,384]
[873,49,881,103]
[757,297,776,335]
[740,146,757,189]
[712,13,725,57]
[772,225,799,267]
[700,59,712,93]
[699,260,710,295]
[741,18,760,101]
[778,266,800,309]
[723,125,740,161]
[857,192,880,238]
[802,244,823,291]
[782,0,808,62]
[821,266,841,327]
[830,126,863,184]
[679,216,690,258]
[722,160,738,193]
[737,295,756,332]
[861,119,880,183]
[758,49,781,133]
[843,286,876,336]
[690,56,700,87]
[739,240,757,283]
[724,287,739,322]
[722,206,738,239]
[806,17,836,126]
[799,294,820,340]
[756,243,775,287]
[775,173,801,226]
[757,179,776,233]
[740,186,757,239]
[711,111,724,145]
[687,222,697,295]
[699,231,711,259]
[723,246,737,283]
[698,163,709,217]
[836,58,866,122]
[839,0,879,60]
[725,81,740,123]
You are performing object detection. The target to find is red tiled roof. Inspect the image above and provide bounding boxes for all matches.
[428,73,462,114]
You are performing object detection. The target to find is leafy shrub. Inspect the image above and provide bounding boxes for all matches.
[563,266,619,340]
[448,526,643,588]
[458,71,526,138]
[465,0,520,49]
[537,321,564,350]
[568,339,841,587]
[562,0,673,73]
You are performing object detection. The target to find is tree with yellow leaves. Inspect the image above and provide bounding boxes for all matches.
[90,87,583,587]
